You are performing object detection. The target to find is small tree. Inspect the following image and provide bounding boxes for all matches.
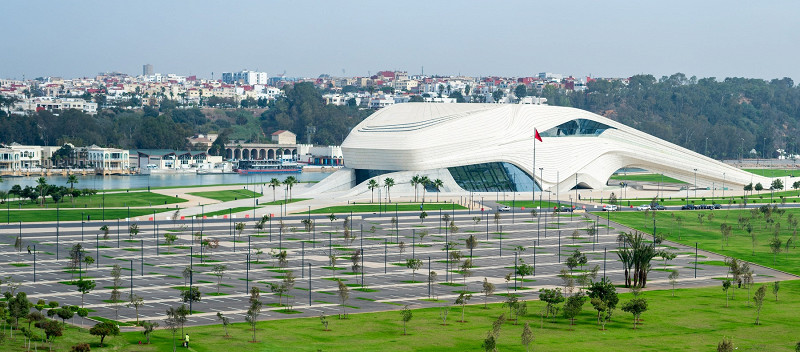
[319,313,330,331]
[89,321,120,347]
[337,279,350,319]
[100,225,110,239]
[668,271,679,297]
[400,305,413,335]
[466,235,478,258]
[769,235,782,264]
[521,321,534,352]
[718,337,734,352]
[621,297,648,329]
[481,278,496,309]
[516,260,534,289]
[245,296,262,343]
[722,279,732,307]
[75,279,96,307]
[121,293,143,326]
[128,223,139,238]
[212,264,227,294]
[164,306,180,352]
[539,288,564,324]
[406,258,423,282]
[455,292,472,322]
[142,320,158,344]
[180,287,201,312]
[164,233,178,246]
[773,281,780,301]
[419,211,428,223]
[563,292,586,327]
[216,312,230,337]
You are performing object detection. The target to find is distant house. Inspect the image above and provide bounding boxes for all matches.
[271,130,296,145]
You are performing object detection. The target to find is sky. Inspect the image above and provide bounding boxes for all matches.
[2,0,799,81]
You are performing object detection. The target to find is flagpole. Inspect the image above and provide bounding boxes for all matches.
[533,132,536,204]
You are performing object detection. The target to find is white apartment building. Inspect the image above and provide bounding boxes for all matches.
[222,70,268,85]
[16,97,98,114]
[0,148,20,171]
[85,145,130,171]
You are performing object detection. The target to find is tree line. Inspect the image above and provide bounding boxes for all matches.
[536,74,800,159]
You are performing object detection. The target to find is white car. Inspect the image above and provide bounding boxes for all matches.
[636,204,651,211]
[498,206,511,212]
[602,205,618,211]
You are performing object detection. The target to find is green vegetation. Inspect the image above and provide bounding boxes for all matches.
[303,203,467,215]
[0,208,175,223]
[2,191,186,209]
[262,198,311,206]
[201,207,260,218]
[539,74,799,159]
[4,281,800,351]
[744,169,799,177]
[609,173,687,184]
[187,189,261,202]
[604,207,800,275]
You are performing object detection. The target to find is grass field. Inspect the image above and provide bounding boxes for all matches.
[600,207,800,275]
[2,192,187,209]
[201,207,260,218]
[744,169,800,177]
[609,173,688,184]
[262,198,311,206]
[302,203,468,215]
[0,208,176,223]
[497,200,565,210]
[3,281,800,351]
[187,189,261,202]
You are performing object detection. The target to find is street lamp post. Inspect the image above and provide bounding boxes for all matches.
[693,168,698,199]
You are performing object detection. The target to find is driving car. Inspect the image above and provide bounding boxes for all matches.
[559,206,575,213]
[713,204,722,209]
[681,204,697,210]
[602,205,618,211]
[498,205,511,212]
[636,204,651,211]
[653,205,667,210]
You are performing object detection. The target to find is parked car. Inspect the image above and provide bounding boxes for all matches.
[498,205,511,212]
[559,206,575,213]
[653,205,667,210]
[602,205,618,211]
[636,204,651,211]
[681,204,697,210]
[713,204,722,209]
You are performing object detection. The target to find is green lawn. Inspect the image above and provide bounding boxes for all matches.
[3,192,187,209]
[609,173,688,184]
[4,281,800,351]
[302,203,467,215]
[187,189,261,202]
[0,208,176,223]
[601,207,800,275]
[201,207,260,218]
[262,198,311,206]
[744,169,800,177]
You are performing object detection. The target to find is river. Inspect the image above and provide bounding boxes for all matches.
[0,172,333,191]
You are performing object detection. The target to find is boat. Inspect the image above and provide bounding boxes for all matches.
[234,159,302,174]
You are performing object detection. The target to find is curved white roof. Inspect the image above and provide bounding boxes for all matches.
[341,103,769,192]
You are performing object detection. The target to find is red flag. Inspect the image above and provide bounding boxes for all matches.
[534,128,542,142]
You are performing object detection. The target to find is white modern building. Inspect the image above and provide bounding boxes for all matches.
[221,70,268,85]
[312,103,778,194]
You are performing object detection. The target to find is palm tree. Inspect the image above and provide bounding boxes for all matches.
[410,175,421,202]
[367,179,380,203]
[283,176,298,201]
[269,178,281,202]
[66,174,79,205]
[419,176,431,203]
[384,178,395,203]
[433,179,444,203]
[36,177,48,206]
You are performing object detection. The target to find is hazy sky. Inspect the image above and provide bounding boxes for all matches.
[2,0,799,81]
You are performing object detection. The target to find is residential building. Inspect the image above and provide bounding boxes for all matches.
[222,70,268,85]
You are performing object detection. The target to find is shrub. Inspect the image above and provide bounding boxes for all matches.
[70,343,91,352]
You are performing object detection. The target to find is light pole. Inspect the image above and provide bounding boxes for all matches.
[693,168,698,199]
[722,172,726,202]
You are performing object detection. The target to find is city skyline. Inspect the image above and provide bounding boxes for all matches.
[2,1,799,81]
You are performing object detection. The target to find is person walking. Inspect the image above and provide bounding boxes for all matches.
[184,333,189,348]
